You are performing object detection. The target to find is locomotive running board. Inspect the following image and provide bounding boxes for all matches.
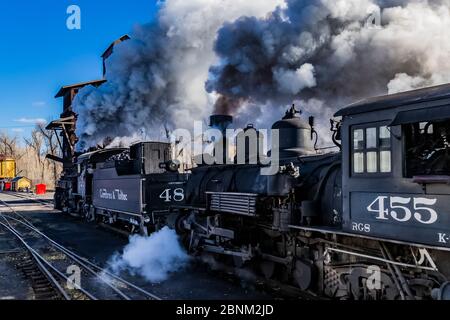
[289,224,450,252]
[95,206,142,217]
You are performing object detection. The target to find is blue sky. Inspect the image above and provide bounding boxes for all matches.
[0,0,158,140]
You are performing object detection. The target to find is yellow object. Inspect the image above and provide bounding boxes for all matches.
[11,177,31,192]
[0,159,16,179]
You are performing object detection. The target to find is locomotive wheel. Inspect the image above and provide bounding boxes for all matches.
[175,214,187,234]
[293,259,315,291]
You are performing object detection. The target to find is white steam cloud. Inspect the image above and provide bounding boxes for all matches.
[74,0,450,148]
[274,64,317,95]
[107,227,189,283]
[207,0,450,141]
[73,0,282,148]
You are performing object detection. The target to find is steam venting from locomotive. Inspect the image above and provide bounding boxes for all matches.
[72,0,283,149]
[74,0,450,148]
[106,227,189,283]
[207,0,450,142]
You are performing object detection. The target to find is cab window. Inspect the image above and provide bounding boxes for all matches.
[352,125,392,175]
[404,120,450,177]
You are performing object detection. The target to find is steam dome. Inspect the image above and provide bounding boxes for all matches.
[271,105,315,158]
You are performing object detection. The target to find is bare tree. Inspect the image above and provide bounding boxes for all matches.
[0,126,62,190]
[37,124,61,184]
[24,129,45,182]
[0,132,24,159]
[23,124,62,187]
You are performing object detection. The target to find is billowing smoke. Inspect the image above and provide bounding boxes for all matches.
[73,0,283,148]
[106,227,189,283]
[213,95,244,115]
[207,0,450,142]
[74,0,450,149]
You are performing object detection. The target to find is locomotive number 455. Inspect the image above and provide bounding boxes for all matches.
[367,196,438,225]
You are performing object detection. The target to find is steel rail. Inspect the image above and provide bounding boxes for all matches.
[6,192,54,208]
[5,213,161,300]
[0,196,162,300]
[0,214,98,300]
[1,194,162,300]
[0,219,72,300]
[0,205,131,300]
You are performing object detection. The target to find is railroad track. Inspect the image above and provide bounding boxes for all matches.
[4,192,54,209]
[16,253,64,300]
[0,197,162,301]
[3,192,320,300]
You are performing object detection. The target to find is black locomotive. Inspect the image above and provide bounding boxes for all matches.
[48,82,450,300]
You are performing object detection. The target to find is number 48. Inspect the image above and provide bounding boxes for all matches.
[367,196,437,224]
[159,188,185,202]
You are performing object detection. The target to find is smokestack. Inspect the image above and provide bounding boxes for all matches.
[209,115,233,132]
[209,115,233,164]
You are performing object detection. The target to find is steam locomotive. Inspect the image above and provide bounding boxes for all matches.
[50,83,450,300]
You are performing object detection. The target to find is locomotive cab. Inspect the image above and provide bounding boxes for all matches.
[336,83,450,249]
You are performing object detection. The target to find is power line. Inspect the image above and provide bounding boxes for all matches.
[0,125,40,129]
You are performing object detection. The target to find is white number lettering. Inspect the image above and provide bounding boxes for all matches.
[367,196,438,225]
[413,198,438,224]
[159,188,184,203]
[159,189,171,202]
[173,188,185,202]
[367,196,389,220]
[390,197,412,222]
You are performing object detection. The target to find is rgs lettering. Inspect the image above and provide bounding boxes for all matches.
[352,222,371,233]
